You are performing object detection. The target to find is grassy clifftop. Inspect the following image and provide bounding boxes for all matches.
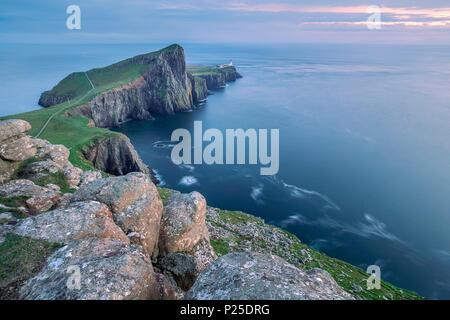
[158,187,423,300]
[0,45,185,172]
[40,44,182,105]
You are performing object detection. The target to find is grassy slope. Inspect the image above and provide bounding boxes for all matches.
[157,187,423,300]
[0,234,62,299]
[0,45,223,172]
[187,65,227,76]
[0,47,181,171]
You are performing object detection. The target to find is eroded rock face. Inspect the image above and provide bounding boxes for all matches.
[0,119,31,144]
[185,251,354,300]
[12,201,129,244]
[70,172,163,256]
[159,191,210,256]
[0,179,60,214]
[81,134,152,179]
[0,136,37,162]
[20,238,175,300]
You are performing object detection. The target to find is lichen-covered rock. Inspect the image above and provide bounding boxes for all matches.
[12,201,129,244]
[25,191,59,214]
[190,238,217,272]
[159,191,209,256]
[0,136,37,161]
[116,190,163,257]
[19,160,62,180]
[55,192,72,209]
[0,179,60,214]
[70,172,163,256]
[34,141,70,167]
[79,170,102,185]
[159,253,199,291]
[19,238,175,300]
[185,251,354,300]
[71,172,149,212]
[0,119,31,144]
[62,164,82,189]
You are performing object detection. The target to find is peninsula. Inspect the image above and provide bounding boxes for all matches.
[0,45,422,300]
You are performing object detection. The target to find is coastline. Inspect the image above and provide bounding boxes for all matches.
[0,45,423,300]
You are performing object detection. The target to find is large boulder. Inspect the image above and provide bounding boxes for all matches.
[0,179,60,214]
[0,119,31,144]
[70,172,163,256]
[185,251,354,300]
[20,238,175,300]
[159,191,210,256]
[33,139,70,167]
[12,201,129,244]
[0,136,37,162]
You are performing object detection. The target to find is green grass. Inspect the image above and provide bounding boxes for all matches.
[0,196,29,209]
[209,208,423,300]
[0,45,186,174]
[0,234,62,299]
[187,65,223,76]
[210,238,230,256]
[157,187,175,202]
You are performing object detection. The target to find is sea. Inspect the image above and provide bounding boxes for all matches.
[1,42,450,299]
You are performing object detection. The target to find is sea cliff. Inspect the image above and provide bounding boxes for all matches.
[40,45,241,128]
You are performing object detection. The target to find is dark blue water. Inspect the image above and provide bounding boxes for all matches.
[1,43,450,299]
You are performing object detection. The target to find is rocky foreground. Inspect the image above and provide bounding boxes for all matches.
[0,119,358,300]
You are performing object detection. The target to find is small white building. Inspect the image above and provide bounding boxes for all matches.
[219,60,233,68]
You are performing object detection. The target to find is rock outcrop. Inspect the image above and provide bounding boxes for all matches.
[185,251,354,300]
[0,119,31,144]
[42,45,241,129]
[194,66,242,89]
[71,172,163,257]
[0,179,60,214]
[12,201,129,244]
[61,45,201,128]
[159,192,214,261]
[80,134,155,180]
[20,238,174,300]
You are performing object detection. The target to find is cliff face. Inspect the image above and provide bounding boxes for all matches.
[36,45,241,182]
[80,134,158,184]
[65,45,210,128]
[188,73,208,103]
[194,66,243,90]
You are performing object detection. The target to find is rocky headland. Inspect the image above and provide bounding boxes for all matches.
[0,45,421,300]
[18,45,241,184]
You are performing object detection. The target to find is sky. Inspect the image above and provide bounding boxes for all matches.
[1,0,450,44]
